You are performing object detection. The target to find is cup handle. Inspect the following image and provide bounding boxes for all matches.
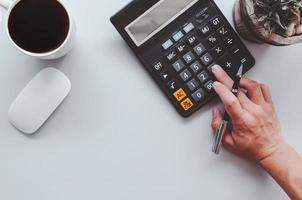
[0,0,13,9]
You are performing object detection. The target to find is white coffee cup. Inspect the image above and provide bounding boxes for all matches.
[0,0,76,60]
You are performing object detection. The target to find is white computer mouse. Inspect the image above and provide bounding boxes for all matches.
[8,68,71,134]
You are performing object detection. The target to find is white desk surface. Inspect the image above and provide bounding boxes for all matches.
[0,0,300,199]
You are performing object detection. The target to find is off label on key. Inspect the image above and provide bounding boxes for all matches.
[181,98,194,111]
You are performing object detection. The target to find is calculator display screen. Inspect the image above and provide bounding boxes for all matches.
[125,0,198,46]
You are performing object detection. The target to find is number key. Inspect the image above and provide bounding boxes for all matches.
[192,88,206,102]
[172,59,185,72]
[204,80,214,92]
[197,71,210,83]
[190,61,203,74]
[200,53,213,66]
[180,69,192,82]
[183,51,196,64]
[187,79,199,91]
[193,43,206,56]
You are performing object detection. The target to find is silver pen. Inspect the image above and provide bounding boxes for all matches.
[212,64,243,154]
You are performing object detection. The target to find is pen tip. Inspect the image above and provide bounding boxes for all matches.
[237,64,243,77]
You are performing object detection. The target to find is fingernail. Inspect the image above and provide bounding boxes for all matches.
[213,81,220,88]
[212,65,220,74]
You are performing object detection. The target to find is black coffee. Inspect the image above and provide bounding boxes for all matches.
[8,0,70,53]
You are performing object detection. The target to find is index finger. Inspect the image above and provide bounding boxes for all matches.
[213,81,243,120]
[212,64,254,109]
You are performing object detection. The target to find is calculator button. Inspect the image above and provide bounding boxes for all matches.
[190,61,203,74]
[168,80,179,92]
[224,35,236,48]
[232,46,244,57]
[218,55,240,75]
[204,80,214,92]
[240,56,248,65]
[183,51,196,64]
[183,23,195,33]
[180,69,192,82]
[218,56,234,70]
[176,43,187,54]
[232,46,249,62]
[152,61,163,73]
[199,24,211,37]
[217,26,230,39]
[162,39,173,50]
[211,45,225,59]
[186,35,197,45]
[210,16,222,28]
[206,34,219,47]
[173,31,184,42]
[173,88,187,101]
[187,79,199,91]
[192,88,206,102]
[180,98,194,111]
[193,43,206,56]
[207,63,217,74]
[231,47,250,65]
[160,71,171,83]
[166,50,177,62]
[200,53,213,66]
[172,59,185,72]
[197,71,210,83]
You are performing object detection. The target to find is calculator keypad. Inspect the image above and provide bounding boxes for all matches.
[149,3,254,116]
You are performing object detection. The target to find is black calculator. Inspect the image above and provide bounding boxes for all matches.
[111,0,255,117]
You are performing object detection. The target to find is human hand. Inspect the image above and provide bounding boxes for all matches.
[211,65,285,163]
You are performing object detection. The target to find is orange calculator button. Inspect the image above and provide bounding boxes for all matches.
[180,98,194,111]
[173,88,187,101]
